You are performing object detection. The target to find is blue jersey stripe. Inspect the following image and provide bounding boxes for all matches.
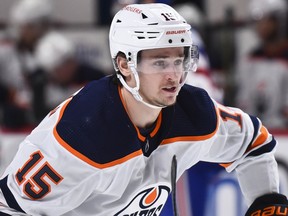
[246,115,260,150]
[0,176,25,214]
[246,137,276,157]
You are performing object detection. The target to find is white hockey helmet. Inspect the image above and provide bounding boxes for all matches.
[10,0,52,26]
[109,3,196,71]
[173,3,205,27]
[36,32,75,72]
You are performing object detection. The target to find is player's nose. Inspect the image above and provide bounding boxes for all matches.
[164,67,182,81]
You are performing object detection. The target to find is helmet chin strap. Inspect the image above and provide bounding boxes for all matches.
[117,62,166,109]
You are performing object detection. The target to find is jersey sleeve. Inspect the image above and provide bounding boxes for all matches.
[201,101,279,205]
[0,98,102,216]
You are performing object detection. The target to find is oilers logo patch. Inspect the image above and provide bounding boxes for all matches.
[115,184,170,216]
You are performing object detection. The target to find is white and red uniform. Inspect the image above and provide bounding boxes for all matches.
[0,76,279,215]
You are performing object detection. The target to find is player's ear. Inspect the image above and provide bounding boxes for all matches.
[117,55,131,77]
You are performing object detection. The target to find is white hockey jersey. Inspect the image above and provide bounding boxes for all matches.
[0,76,279,215]
[235,51,288,128]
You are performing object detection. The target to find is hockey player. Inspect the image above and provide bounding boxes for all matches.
[0,0,53,129]
[0,3,287,216]
[235,0,288,129]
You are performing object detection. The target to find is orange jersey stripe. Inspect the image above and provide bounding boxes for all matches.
[53,98,143,169]
[246,125,269,153]
[150,112,162,138]
[219,162,232,168]
[160,131,217,145]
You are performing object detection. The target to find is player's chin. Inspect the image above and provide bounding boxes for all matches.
[158,97,177,107]
[165,101,177,107]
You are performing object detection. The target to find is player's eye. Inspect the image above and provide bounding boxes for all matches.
[174,59,183,66]
[153,60,168,69]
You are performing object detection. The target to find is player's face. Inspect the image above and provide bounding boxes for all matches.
[136,47,187,107]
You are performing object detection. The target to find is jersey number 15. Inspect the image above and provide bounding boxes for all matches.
[15,151,63,200]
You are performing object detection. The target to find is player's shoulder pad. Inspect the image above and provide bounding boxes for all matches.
[171,84,218,137]
[54,76,141,167]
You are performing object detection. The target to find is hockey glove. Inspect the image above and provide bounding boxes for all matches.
[245,193,288,216]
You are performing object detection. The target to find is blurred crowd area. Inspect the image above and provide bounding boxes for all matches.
[0,0,288,131]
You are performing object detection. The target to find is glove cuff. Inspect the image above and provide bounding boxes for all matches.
[245,193,288,216]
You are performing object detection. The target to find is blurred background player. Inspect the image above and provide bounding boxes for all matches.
[35,31,106,119]
[234,0,288,129]
[0,0,53,130]
[0,0,106,176]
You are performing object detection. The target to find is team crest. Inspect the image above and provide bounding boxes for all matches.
[114,183,170,216]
